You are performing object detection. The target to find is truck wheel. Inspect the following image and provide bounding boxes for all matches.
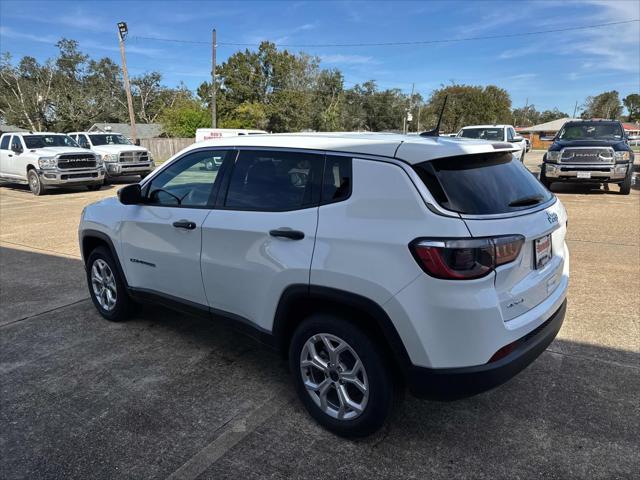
[619,169,632,195]
[87,184,102,191]
[86,246,133,322]
[27,169,46,196]
[289,313,394,438]
[539,165,552,191]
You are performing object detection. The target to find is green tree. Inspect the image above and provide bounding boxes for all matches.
[581,91,623,120]
[159,98,210,137]
[623,94,640,122]
[538,108,568,123]
[220,102,268,129]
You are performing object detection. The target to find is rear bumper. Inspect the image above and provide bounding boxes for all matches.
[407,299,566,400]
[544,162,630,181]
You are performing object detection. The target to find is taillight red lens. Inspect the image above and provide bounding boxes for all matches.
[410,235,524,280]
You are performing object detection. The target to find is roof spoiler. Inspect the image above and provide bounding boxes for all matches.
[420,95,448,137]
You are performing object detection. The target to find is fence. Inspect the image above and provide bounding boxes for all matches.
[140,138,194,162]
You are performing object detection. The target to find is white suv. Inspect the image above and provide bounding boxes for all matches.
[79,133,569,437]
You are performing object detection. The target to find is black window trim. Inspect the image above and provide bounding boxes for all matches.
[140,147,236,210]
[320,154,353,206]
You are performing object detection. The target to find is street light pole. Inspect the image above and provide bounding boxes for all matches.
[117,22,137,143]
[212,29,217,128]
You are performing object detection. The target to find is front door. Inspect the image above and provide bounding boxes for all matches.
[120,148,232,306]
[200,149,324,331]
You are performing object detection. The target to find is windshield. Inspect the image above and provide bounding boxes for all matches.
[458,128,504,141]
[557,122,624,141]
[88,134,132,146]
[414,152,553,215]
[23,135,80,149]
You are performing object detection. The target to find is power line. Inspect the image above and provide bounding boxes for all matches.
[131,19,639,48]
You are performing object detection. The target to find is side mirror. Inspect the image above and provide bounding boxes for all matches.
[134,139,141,146]
[118,184,142,205]
[511,136,524,142]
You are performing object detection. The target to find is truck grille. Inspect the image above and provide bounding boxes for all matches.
[57,153,97,169]
[119,151,149,163]
[560,148,614,164]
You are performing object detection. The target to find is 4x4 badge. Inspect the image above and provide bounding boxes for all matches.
[547,212,558,224]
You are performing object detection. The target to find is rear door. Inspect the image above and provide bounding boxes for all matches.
[119,148,232,306]
[0,135,12,175]
[414,151,567,321]
[200,149,323,331]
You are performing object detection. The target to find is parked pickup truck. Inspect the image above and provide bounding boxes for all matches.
[0,132,104,195]
[540,120,634,195]
[456,124,527,161]
[68,131,154,182]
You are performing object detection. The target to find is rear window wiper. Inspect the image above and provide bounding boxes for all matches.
[508,194,544,207]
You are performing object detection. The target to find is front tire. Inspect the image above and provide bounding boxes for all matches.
[540,165,552,190]
[289,313,394,437]
[86,246,133,321]
[27,169,46,196]
[619,168,632,195]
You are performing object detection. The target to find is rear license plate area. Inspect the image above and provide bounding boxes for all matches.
[534,234,552,269]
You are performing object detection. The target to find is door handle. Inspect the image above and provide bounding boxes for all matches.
[173,220,196,230]
[8,154,13,157]
[269,228,305,240]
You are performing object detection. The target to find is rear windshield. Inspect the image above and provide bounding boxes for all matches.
[414,152,553,215]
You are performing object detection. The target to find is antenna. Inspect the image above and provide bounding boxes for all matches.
[420,95,448,137]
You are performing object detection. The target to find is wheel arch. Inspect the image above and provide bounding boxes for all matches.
[80,230,128,288]
[26,164,37,172]
[273,285,412,381]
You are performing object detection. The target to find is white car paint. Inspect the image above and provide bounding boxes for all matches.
[80,132,568,373]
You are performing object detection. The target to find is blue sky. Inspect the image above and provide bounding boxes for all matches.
[1,0,638,115]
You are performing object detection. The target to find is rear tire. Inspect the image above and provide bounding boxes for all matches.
[27,169,46,196]
[619,169,632,195]
[86,246,133,322]
[289,313,394,438]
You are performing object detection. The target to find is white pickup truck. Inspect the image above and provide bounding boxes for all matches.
[0,132,104,195]
[68,132,155,182]
[456,124,528,161]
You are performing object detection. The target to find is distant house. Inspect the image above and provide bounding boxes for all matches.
[622,122,640,137]
[88,123,164,139]
[516,118,580,149]
[0,123,28,135]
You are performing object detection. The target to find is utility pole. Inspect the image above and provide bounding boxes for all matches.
[417,104,421,132]
[117,22,137,143]
[211,29,217,128]
[403,83,415,134]
[573,101,579,118]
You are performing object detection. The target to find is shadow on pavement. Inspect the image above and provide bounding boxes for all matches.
[1,246,638,479]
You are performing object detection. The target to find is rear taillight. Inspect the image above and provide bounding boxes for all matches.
[410,235,524,280]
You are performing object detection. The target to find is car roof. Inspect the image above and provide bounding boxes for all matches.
[188,132,518,165]
[69,131,124,135]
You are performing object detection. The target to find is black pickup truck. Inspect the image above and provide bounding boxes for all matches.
[540,120,635,194]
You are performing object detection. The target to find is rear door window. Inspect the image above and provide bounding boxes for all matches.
[0,136,10,150]
[224,150,323,211]
[414,152,552,215]
[321,155,352,204]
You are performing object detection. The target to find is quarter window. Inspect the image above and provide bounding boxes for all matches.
[0,136,10,150]
[145,149,230,207]
[322,155,352,204]
[224,150,323,211]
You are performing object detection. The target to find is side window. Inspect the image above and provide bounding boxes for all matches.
[321,155,352,204]
[145,149,230,207]
[224,150,323,211]
[0,136,10,150]
[11,136,23,153]
[77,135,90,148]
[507,128,515,141]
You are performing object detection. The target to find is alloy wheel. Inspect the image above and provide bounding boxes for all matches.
[299,333,369,420]
[91,259,117,311]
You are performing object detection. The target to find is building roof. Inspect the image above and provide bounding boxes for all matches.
[517,118,580,133]
[0,123,28,134]
[88,123,163,139]
[622,122,640,131]
[183,132,519,165]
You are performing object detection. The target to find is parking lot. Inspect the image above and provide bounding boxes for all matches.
[1,153,639,479]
